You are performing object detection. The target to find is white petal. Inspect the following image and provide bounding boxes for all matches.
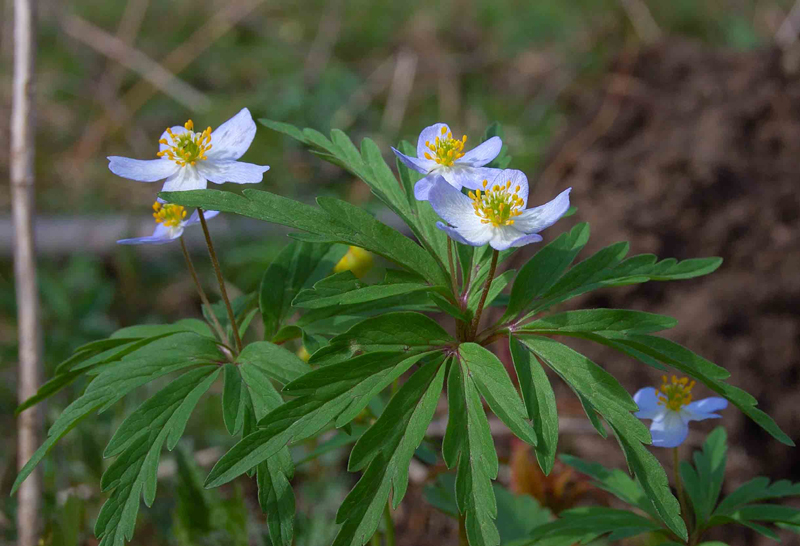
[650,411,689,448]
[683,397,728,422]
[486,169,529,207]
[185,209,220,226]
[436,221,493,247]
[108,157,178,182]
[428,177,484,229]
[207,108,257,161]
[161,166,207,192]
[416,123,450,159]
[117,223,182,245]
[159,126,187,152]
[513,188,572,234]
[458,136,502,167]
[634,387,664,420]
[413,174,441,201]
[392,147,436,174]
[506,233,543,248]
[488,225,528,251]
[441,166,502,191]
[196,160,269,185]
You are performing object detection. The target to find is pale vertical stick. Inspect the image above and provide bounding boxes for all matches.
[11,0,41,545]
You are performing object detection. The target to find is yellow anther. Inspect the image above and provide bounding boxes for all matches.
[657,375,696,412]
[482,180,488,188]
[441,126,447,134]
[152,201,187,228]
[424,152,432,160]
[185,120,194,131]
[470,179,524,227]
[424,126,467,167]
[158,119,213,167]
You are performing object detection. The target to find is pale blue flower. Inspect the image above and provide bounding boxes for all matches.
[117,202,219,245]
[108,108,269,192]
[391,123,503,200]
[428,169,571,251]
[634,375,728,448]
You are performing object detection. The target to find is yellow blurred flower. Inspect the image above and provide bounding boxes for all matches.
[297,346,311,362]
[333,246,373,278]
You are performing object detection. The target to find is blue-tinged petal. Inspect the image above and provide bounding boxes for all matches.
[683,397,728,422]
[416,123,450,159]
[458,136,502,167]
[429,177,483,229]
[650,411,689,447]
[436,222,492,247]
[487,169,529,206]
[207,108,257,161]
[392,147,437,174]
[185,209,220,226]
[634,387,664,420]
[440,166,503,191]
[159,126,187,152]
[513,187,571,234]
[488,225,528,251]
[108,157,178,182]
[117,224,182,245]
[506,233,544,248]
[413,174,441,200]
[161,166,207,192]
[196,160,269,184]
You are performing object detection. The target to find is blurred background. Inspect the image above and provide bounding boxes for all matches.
[2,0,799,544]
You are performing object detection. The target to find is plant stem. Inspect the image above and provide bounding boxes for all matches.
[384,501,396,546]
[180,238,228,344]
[673,446,690,541]
[459,514,468,546]
[447,238,458,296]
[197,208,243,353]
[469,249,498,340]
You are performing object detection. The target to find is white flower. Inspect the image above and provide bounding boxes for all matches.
[634,375,728,448]
[391,123,503,200]
[117,202,219,245]
[429,169,571,251]
[108,108,269,192]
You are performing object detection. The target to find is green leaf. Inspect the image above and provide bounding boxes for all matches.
[222,363,246,435]
[467,269,515,311]
[523,506,664,546]
[94,367,219,546]
[332,357,446,546]
[294,271,435,309]
[715,477,800,517]
[493,485,552,544]
[458,343,537,446]
[680,427,727,526]
[162,189,446,286]
[110,319,213,339]
[428,292,471,322]
[446,359,501,546]
[257,450,296,546]
[509,336,558,474]
[13,333,222,495]
[236,341,311,385]
[504,223,590,319]
[520,309,678,336]
[309,311,453,365]
[205,351,432,488]
[560,455,655,517]
[260,241,344,338]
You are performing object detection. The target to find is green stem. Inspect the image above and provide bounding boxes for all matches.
[384,501,396,546]
[673,446,691,542]
[180,238,228,345]
[447,238,458,296]
[197,208,243,354]
[469,249,498,340]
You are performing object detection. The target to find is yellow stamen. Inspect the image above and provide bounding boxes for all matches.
[152,201,187,228]
[157,119,213,167]
[656,375,696,412]
[424,126,467,167]
[470,179,524,227]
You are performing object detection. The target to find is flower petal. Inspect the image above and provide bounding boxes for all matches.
[429,177,483,229]
[413,174,441,201]
[488,225,528,251]
[487,169,530,206]
[185,209,220,226]
[634,387,664,420]
[458,136,502,167]
[161,166,207,192]
[683,397,728,422]
[441,166,503,191]
[650,411,689,447]
[108,157,178,182]
[392,147,436,174]
[506,233,544,248]
[207,108,257,161]
[117,224,182,245]
[513,187,572,234]
[196,160,269,185]
[417,123,450,159]
[436,221,492,247]
[159,126,187,152]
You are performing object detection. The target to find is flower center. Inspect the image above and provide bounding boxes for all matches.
[423,126,467,167]
[657,375,696,412]
[152,201,187,228]
[156,120,212,167]
[469,179,524,227]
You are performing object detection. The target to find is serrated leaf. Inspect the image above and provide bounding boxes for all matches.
[523,506,663,546]
[236,341,311,385]
[560,455,655,516]
[715,477,800,517]
[509,336,558,474]
[680,427,727,526]
[13,333,222,495]
[222,363,246,435]
[294,271,434,309]
[521,309,678,336]
[332,357,446,546]
[257,449,296,546]
[205,351,431,488]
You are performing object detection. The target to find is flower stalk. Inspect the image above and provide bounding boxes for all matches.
[470,249,499,340]
[672,447,690,536]
[179,238,228,345]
